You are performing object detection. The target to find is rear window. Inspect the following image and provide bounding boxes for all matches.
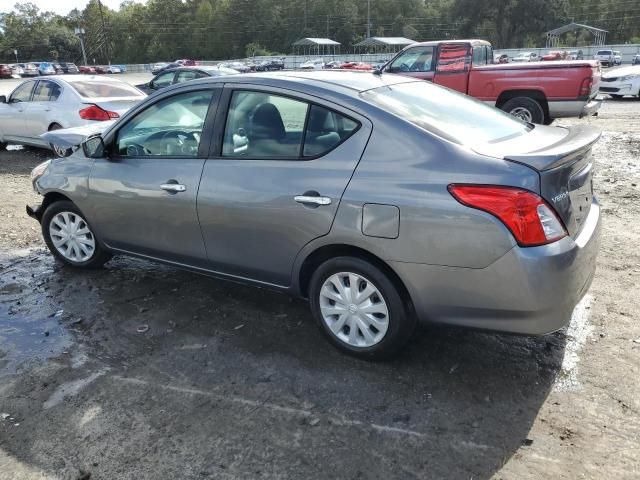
[597,50,612,55]
[70,81,144,98]
[361,81,531,146]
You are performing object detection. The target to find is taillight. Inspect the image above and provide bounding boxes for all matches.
[79,104,119,121]
[448,185,567,247]
[579,76,593,96]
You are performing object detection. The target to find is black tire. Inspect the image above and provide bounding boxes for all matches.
[41,200,112,269]
[309,256,416,360]
[501,97,546,124]
[610,94,624,99]
[0,142,7,151]
[48,123,72,158]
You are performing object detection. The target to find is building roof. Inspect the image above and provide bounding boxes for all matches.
[546,22,608,35]
[292,38,341,46]
[353,37,416,47]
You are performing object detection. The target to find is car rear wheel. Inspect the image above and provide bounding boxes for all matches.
[309,256,416,359]
[501,97,545,124]
[0,142,7,151]
[48,123,72,158]
[41,200,111,268]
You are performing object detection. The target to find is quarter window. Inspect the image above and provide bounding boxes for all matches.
[472,46,488,66]
[10,81,35,103]
[116,90,214,157]
[388,46,435,73]
[221,90,360,159]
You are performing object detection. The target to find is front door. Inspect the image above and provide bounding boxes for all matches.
[86,87,219,265]
[197,87,371,286]
[23,80,62,141]
[0,80,36,143]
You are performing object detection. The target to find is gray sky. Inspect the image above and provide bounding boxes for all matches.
[6,0,148,16]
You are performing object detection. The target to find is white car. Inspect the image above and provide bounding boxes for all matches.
[0,75,146,156]
[106,65,122,74]
[594,49,615,66]
[613,51,622,66]
[599,65,640,98]
[300,59,325,70]
[512,52,538,62]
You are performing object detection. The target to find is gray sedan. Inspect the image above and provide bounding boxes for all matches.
[28,71,601,359]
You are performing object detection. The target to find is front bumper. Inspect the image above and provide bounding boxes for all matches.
[26,203,44,221]
[599,80,640,96]
[391,201,601,335]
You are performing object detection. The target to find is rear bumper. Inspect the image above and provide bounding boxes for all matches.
[392,201,601,335]
[548,99,601,118]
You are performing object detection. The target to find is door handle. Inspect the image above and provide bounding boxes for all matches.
[294,195,331,206]
[160,183,186,193]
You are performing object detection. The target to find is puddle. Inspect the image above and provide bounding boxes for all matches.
[0,304,74,375]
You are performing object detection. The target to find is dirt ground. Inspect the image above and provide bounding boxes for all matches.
[0,94,639,479]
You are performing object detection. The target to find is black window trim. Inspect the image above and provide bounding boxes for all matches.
[211,85,362,162]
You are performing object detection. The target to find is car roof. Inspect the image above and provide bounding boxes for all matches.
[408,39,491,48]
[183,70,416,95]
[37,74,131,84]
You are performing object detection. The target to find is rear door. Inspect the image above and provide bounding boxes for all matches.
[197,86,372,286]
[23,80,62,139]
[385,45,436,81]
[433,43,472,93]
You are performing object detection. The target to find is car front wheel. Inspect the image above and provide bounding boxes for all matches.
[41,200,112,268]
[309,256,416,359]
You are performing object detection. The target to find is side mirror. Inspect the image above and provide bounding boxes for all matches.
[82,135,106,159]
[0,95,5,103]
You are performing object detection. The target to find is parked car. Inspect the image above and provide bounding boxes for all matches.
[114,65,127,73]
[105,65,122,74]
[512,52,538,62]
[567,50,584,60]
[494,53,510,64]
[52,63,65,74]
[31,71,601,359]
[94,66,110,74]
[19,63,39,77]
[594,49,615,67]
[225,62,251,73]
[613,51,622,66]
[384,39,601,124]
[135,65,238,94]
[58,62,79,74]
[34,62,56,75]
[9,64,25,77]
[633,54,640,66]
[78,65,97,74]
[339,61,373,70]
[152,62,169,74]
[153,62,180,75]
[541,51,568,61]
[0,64,12,79]
[244,61,257,71]
[176,59,197,66]
[599,65,640,99]
[300,59,325,70]
[0,75,145,157]
[255,59,285,71]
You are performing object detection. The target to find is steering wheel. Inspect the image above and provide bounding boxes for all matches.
[125,143,151,156]
[160,130,199,155]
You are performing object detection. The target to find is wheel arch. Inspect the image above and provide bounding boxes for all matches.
[296,243,414,310]
[34,191,73,221]
[495,89,550,121]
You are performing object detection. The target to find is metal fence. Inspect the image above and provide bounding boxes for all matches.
[493,44,640,63]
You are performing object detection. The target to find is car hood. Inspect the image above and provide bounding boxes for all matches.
[40,121,116,148]
[603,65,640,78]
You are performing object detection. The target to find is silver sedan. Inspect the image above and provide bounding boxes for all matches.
[0,75,145,156]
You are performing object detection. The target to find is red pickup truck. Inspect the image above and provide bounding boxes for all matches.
[382,39,601,124]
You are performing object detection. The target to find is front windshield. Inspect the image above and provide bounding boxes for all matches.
[361,81,532,146]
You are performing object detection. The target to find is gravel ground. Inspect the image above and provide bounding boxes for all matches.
[0,92,639,479]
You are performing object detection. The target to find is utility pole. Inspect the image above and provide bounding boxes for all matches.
[366,0,371,38]
[75,27,88,66]
[97,0,110,64]
[326,15,329,38]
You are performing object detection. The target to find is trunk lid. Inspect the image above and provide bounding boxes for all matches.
[88,98,140,117]
[501,125,601,237]
[40,121,115,148]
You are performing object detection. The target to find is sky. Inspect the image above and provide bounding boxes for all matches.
[5,0,148,16]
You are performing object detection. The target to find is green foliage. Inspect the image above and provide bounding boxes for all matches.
[0,0,638,63]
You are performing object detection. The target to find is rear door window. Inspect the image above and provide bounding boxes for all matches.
[222,90,360,159]
[32,80,61,101]
[175,70,199,83]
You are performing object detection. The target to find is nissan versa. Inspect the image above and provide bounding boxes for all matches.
[28,71,601,359]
